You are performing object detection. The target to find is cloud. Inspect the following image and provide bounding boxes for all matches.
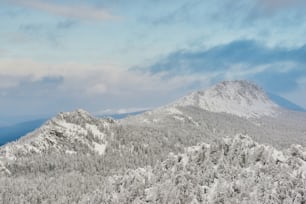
[0,58,216,115]
[0,76,19,89]
[144,40,306,95]
[56,19,78,29]
[147,40,306,74]
[10,0,117,21]
[16,19,78,47]
[96,107,150,115]
[19,24,43,32]
[149,0,201,26]
[0,76,64,117]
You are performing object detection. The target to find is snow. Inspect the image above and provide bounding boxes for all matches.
[207,178,219,202]
[57,120,88,135]
[0,160,11,175]
[180,153,189,166]
[86,124,105,140]
[271,149,286,162]
[301,162,306,178]
[166,107,183,115]
[186,145,206,153]
[0,109,112,159]
[93,141,107,155]
[142,119,150,124]
[173,115,185,121]
[170,80,279,119]
[152,119,159,123]
[65,150,77,154]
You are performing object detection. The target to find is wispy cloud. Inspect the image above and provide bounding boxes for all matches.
[19,23,43,32]
[10,0,117,21]
[0,58,216,115]
[149,0,201,25]
[56,19,77,29]
[96,107,150,115]
[144,40,306,94]
[146,40,306,73]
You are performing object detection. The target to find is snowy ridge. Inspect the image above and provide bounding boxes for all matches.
[169,80,279,118]
[88,134,306,203]
[0,109,114,160]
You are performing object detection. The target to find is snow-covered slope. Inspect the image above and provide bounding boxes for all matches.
[0,80,306,203]
[0,109,114,160]
[168,80,279,118]
[122,80,306,148]
[89,135,306,204]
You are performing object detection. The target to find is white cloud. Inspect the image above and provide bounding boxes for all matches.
[87,84,108,95]
[0,58,212,95]
[10,0,117,21]
[0,76,19,89]
[96,107,150,115]
[0,58,219,114]
[2,58,305,115]
[223,62,299,80]
[0,59,120,79]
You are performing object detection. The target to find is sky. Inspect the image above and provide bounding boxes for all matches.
[1,0,306,122]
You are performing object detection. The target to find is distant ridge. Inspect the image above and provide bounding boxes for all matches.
[268,93,306,112]
[99,110,147,119]
[0,111,146,147]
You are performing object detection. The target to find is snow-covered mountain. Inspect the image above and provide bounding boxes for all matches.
[0,80,306,203]
[168,80,279,118]
[1,80,305,161]
[124,80,306,148]
[0,109,114,161]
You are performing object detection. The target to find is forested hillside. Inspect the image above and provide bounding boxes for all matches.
[0,81,305,203]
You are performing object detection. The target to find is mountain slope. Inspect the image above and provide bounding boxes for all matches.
[0,109,115,161]
[2,135,305,203]
[0,111,146,147]
[87,135,306,204]
[0,80,306,203]
[169,80,279,118]
[123,80,306,148]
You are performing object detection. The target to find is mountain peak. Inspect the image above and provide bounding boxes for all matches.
[1,109,114,159]
[171,80,279,118]
[54,109,94,124]
[212,80,262,94]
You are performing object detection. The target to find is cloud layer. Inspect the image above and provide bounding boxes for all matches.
[9,0,116,21]
[0,59,213,116]
[145,40,306,101]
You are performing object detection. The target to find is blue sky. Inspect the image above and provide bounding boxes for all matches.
[1,0,306,120]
